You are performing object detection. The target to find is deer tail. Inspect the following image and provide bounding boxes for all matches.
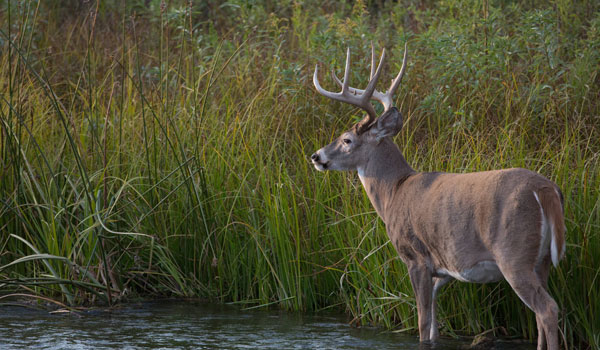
[536,186,566,267]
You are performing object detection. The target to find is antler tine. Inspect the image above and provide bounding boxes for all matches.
[370,42,376,80]
[352,47,386,132]
[330,68,366,97]
[384,42,409,107]
[342,47,351,93]
[361,48,385,104]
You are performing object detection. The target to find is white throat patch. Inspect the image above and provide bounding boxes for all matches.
[357,167,367,187]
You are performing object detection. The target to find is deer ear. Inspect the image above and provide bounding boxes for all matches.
[372,107,403,141]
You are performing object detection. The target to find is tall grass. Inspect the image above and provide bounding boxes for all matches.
[1,0,598,348]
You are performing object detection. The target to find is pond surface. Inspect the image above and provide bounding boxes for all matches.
[0,300,534,350]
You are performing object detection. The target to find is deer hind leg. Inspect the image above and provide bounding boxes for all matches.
[430,276,452,341]
[534,254,552,350]
[502,269,559,350]
[535,314,547,350]
[408,265,433,342]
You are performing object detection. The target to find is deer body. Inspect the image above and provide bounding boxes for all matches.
[311,45,565,349]
[360,142,564,282]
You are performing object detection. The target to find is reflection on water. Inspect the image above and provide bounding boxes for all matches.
[0,300,534,350]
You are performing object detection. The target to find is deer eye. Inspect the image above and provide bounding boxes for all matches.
[342,138,352,145]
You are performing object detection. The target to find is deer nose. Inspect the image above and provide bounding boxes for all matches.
[311,153,319,162]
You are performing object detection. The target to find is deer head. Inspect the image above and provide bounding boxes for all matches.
[310,44,408,173]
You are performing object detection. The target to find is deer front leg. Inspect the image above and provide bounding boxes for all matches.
[408,264,434,341]
[430,276,452,341]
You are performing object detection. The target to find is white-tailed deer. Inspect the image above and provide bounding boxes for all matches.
[310,44,565,350]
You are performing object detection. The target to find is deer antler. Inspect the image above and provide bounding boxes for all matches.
[314,43,408,133]
[330,43,408,113]
[313,47,385,133]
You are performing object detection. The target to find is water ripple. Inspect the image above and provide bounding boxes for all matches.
[0,301,534,350]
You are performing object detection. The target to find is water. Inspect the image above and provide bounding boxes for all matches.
[0,300,534,349]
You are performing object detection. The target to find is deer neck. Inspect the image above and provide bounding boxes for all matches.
[357,138,415,222]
